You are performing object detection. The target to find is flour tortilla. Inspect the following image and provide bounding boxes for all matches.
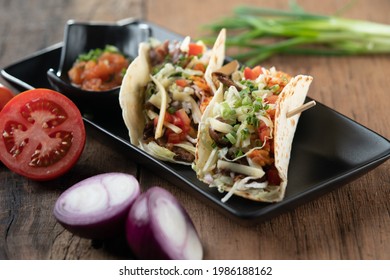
[119,29,226,164]
[195,75,313,202]
[119,43,150,147]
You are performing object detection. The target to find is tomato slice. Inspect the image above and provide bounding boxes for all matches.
[175,79,188,87]
[0,83,15,111]
[0,88,86,181]
[188,43,204,56]
[243,66,262,80]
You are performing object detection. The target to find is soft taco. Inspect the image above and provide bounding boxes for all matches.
[194,64,313,202]
[119,29,226,165]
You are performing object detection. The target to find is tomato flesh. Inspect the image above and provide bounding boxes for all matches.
[166,109,191,144]
[152,109,192,144]
[0,88,86,180]
[244,66,262,80]
[175,79,188,87]
[68,52,129,91]
[257,120,271,143]
[188,43,204,56]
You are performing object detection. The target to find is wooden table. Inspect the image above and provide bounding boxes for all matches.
[1,0,389,260]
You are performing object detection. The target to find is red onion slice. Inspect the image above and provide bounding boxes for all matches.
[126,186,203,260]
[53,172,141,239]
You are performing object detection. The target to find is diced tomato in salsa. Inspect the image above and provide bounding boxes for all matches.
[68,50,129,91]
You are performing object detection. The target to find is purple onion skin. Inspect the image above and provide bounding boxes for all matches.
[53,172,141,240]
[57,205,129,240]
[125,193,168,259]
[126,186,203,260]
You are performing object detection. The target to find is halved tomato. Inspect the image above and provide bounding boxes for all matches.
[0,88,86,181]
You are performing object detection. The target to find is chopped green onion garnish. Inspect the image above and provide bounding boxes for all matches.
[220,102,236,122]
[167,107,177,114]
[225,132,237,145]
[235,149,244,158]
[145,83,157,99]
[169,72,182,78]
[239,88,251,97]
[240,128,250,139]
[253,100,263,112]
[241,96,252,106]
[246,114,259,127]
[77,45,121,62]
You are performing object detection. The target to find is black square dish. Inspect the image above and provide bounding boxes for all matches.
[46,18,151,115]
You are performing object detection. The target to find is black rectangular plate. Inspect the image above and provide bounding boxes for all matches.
[2,21,390,225]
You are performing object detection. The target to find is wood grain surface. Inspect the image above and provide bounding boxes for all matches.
[0,0,389,260]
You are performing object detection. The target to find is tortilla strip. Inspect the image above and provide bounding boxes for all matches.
[194,73,313,202]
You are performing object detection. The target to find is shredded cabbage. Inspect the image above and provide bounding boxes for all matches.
[150,75,168,139]
[217,160,265,178]
[209,118,234,134]
[173,143,196,155]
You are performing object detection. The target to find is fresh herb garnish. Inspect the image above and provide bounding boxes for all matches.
[246,114,259,127]
[167,107,177,114]
[145,83,157,99]
[240,128,250,139]
[224,131,237,145]
[77,45,121,62]
[235,148,244,158]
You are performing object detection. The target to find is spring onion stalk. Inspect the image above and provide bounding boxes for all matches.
[202,3,390,66]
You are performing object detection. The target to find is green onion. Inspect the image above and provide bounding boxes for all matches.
[168,72,182,78]
[253,100,263,112]
[241,80,258,91]
[240,128,250,139]
[202,1,390,65]
[235,149,244,158]
[145,83,157,99]
[225,132,237,145]
[246,114,259,127]
[167,107,177,114]
[241,95,252,106]
[239,87,251,97]
[220,102,236,122]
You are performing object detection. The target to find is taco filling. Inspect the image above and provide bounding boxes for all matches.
[195,65,313,202]
[119,30,225,165]
[142,39,215,163]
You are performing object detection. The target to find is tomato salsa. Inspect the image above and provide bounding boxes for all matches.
[68,45,130,91]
